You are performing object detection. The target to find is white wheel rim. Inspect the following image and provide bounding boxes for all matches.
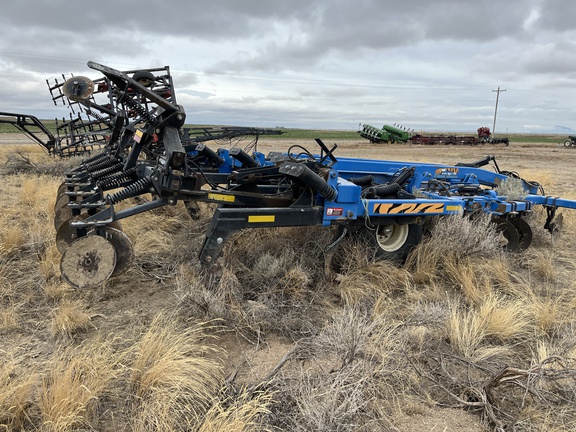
[375,224,409,252]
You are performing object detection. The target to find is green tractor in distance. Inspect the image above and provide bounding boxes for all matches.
[358,123,411,143]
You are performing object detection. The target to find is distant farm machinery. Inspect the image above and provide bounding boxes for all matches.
[563,136,576,147]
[359,123,510,146]
[51,61,576,289]
[358,123,412,143]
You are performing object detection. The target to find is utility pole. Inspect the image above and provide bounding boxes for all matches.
[492,86,506,136]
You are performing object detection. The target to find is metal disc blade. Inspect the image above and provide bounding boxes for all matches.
[492,218,520,252]
[60,235,116,289]
[54,205,73,231]
[550,213,564,245]
[54,206,73,232]
[62,76,95,100]
[184,201,201,220]
[54,193,73,213]
[509,217,533,251]
[56,214,122,253]
[92,227,134,276]
[57,182,70,197]
[56,216,86,254]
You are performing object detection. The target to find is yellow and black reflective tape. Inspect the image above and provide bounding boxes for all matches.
[248,215,275,223]
[207,193,236,203]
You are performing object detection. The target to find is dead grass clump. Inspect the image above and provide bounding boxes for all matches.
[406,213,502,285]
[38,341,120,432]
[520,249,558,283]
[129,315,224,431]
[0,358,37,430]
[49,300,93,340]
[477,294,533,343]
[336,260,412,307]
[528,295,567,337]
[445,302,512,361]
[128,210,205,283]
[0,225,26,255]
[42,282,74,302]
[0,302,19,331]
[38,243,62,283]
[18,176,59,219]
[442,256,493,306]
[197,389,273,432]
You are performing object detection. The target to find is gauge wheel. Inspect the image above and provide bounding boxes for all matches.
[361,223,423,264]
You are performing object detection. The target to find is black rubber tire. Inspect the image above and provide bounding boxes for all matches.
[359,223,423,264]
[564,140,572,147]
[132,71,155,86]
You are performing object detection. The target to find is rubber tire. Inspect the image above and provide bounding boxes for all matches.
[564,140,573,147]
[361,223,423,264]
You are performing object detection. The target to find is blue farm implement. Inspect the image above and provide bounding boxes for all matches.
[51,62,575,288]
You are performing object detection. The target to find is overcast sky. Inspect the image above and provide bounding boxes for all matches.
[1,0,575,133]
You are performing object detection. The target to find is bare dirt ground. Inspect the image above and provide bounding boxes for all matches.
[1,133,575,431]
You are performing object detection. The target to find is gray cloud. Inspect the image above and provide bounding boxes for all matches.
[1,0,575,132]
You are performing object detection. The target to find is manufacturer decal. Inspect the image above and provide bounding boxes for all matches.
[373,202,446,215]
[326,208,343,216]
[435,167,459,177]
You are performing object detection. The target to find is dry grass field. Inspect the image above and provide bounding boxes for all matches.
[1,133,576,431]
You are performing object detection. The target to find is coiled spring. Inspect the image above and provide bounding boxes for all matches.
[108,177,153,205]
[91,163,124,181]
[85,156,119,173]
[97,168,137,191]
[123,96,155,123]
[86,109,111,127]
[81,152,110,167]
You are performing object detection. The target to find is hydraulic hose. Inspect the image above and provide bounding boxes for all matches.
[229,147,259,168]
[280,162,337,201]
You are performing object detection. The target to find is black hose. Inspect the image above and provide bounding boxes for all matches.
[349,175,373,186]
[280,162,337,201]
[229,147,259,168]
